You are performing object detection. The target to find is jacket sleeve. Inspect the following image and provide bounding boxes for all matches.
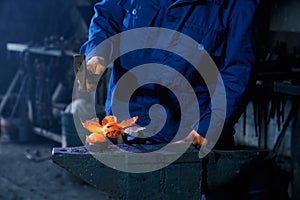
[197,0,259,137]
[80,0,124,63]
[220,0,259,127]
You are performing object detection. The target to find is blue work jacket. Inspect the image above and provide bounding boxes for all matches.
[80,0,259,143]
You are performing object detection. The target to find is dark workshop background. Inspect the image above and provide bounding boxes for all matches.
[0,0,91,93]
[0,0,300,200]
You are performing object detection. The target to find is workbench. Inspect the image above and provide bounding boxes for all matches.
[4,42,109,144]
[3,42,73,143]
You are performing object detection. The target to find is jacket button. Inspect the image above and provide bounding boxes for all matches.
[132,8,137,15]
[198,44,205,50]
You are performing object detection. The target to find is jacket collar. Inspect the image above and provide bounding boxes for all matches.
[118,0,160,10]
[117,0,228,10]
[117,0,136,10]
[173,0,228,8]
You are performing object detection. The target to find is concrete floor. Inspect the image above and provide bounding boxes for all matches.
[0,142,113,200]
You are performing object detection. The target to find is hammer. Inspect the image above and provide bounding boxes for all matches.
[73,54,87,91]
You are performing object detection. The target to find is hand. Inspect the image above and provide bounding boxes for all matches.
[175,130,208,146]
[81,56,106,92]
[183,130,208,146]
[87,56,106,75]
[191,130,207,146]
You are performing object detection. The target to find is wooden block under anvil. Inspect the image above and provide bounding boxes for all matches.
[52,144,272,200]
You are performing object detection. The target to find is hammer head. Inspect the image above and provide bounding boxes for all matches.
[73,54,87,91]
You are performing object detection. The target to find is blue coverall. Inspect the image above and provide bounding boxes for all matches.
[80,0,259,148]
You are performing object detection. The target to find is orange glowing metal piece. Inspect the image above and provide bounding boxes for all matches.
[82,116,140,143]
[103,122,123,134]
[102,115,117,126]
[86,132,107,144]
[81,118,104,133]
[119,116,138,129]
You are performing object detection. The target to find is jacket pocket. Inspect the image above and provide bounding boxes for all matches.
[182,22,227,68]
[201,28,227,57]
